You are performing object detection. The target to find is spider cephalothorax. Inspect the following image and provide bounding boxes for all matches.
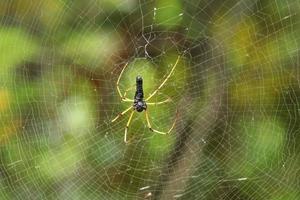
[112,56,181,143]
[134,100,147,112]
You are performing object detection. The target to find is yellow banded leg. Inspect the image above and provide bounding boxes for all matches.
[145,109,178,135]
[116,62,133,102]
[111,106,132,123]
[146,55,181,101]
[147,98,172,106]
[124,110,135,143]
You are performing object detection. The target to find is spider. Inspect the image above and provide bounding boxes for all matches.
[111,55,181,143]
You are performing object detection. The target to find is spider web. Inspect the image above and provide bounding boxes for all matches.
[0,0,300,199]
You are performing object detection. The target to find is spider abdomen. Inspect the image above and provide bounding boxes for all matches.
[133,75,146,112]
[134,76,144,100]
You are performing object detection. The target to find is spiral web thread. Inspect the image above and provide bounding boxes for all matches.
[0,0,299,199]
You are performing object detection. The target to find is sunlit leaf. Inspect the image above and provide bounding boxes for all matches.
[61,31,121,70]
[39,137,81,180]
[155,0,183,28]
[0,28,39,75]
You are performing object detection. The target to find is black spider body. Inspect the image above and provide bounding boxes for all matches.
[133,76,147,112]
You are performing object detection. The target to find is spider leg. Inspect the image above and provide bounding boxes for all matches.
[145,109,178,135]
[124,110,135,143]
[147,98,172,105]
[111,106,133,123]
[116,61,134,102]
[146,55,181,101]
[123,85,135,99]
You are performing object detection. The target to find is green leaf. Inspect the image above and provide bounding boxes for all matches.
[0,28,39,74]
[39,137,81,180]
[155,0,183,28]
[61,31,121,69]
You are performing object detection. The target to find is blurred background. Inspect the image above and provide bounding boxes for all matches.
[0,0,299,199]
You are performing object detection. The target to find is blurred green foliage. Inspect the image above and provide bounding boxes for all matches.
[0,0,299,199]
